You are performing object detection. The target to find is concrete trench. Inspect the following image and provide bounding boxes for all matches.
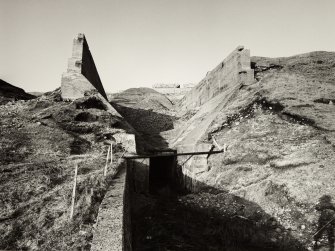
[89,45,310,251]
[34,33,332,251]
[106,154,304,251]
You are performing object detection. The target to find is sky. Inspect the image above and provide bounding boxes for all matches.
[1,0,335,93]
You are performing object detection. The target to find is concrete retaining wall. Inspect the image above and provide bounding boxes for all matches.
[179,46,254,110]
[91,164,127,251]
[91,162,134,251]
[61,34,107,100]
[123,161,133,251]
[91,133,136,251]
[176,143,212,192]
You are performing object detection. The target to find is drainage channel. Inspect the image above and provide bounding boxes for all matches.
[132,191,267,251]
[126,155,305,251]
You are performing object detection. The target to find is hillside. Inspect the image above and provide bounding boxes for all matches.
[111,87,177,152]
[0,89,135,250]
[166,51,335,249]
[101,51,334,250]
[1,50,334,250]
[0,79,36,105]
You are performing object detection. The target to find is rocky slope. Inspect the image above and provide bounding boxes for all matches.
[0,79,36,105]
[169,51,335,249]
[0,89,134,250]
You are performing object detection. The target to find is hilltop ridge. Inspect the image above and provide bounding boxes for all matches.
[0,79,35,105]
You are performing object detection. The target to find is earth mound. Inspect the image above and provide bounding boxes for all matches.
[111,87,174,111]
[111,87,177,152]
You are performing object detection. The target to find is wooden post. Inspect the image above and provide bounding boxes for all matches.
[70,163,78,220]
[104,145,110,176]
[110,143,113,165]
[212,136,223,151]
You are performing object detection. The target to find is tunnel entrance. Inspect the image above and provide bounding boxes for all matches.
[149,156,176,194]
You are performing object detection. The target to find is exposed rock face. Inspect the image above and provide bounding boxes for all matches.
[169,50,335,249]
[0,79,35,105]
[61,34,107,101]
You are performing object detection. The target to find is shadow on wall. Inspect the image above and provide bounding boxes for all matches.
[131,159,309,251]
[110,103,176,152]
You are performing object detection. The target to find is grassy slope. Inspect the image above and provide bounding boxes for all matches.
[0,90,130,250]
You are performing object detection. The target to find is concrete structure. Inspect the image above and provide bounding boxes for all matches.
[61,34,107,100]
[152,83,195,102]
[91,133,136,251]
[152,83,180,88]
[91,46,255,249]
[179,46,254,109]
[173,46,255,189]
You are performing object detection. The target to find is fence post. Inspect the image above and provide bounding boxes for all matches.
[110,143,113,165]
[104,145,110,176]
[212,136,223,151]
[70,162,78,220]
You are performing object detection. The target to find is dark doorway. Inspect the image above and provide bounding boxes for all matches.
[149,156,176,194]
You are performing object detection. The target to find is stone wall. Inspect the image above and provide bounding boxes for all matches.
[179,46,254,110]
[61,34,107,100]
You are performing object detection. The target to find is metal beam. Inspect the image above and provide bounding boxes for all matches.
[123,150,224,159]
